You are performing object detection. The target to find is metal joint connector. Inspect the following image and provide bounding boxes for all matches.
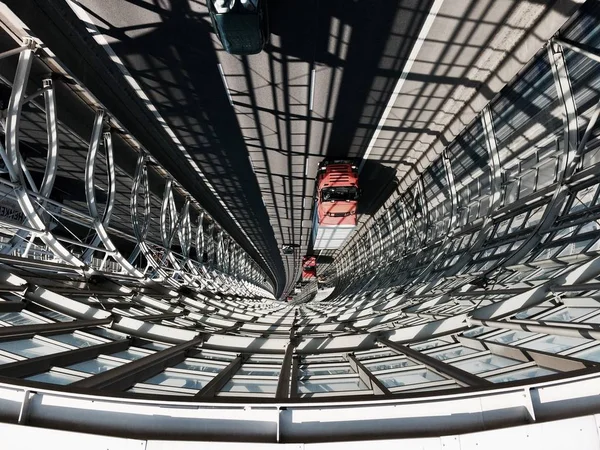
[23,37,37,50]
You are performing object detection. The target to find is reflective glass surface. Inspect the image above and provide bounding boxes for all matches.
[143,370,212,390]
[67,357,123,374]
[378,369,445,388]
[0,338,65,358]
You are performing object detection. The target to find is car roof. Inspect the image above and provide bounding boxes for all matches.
[213,13,263,55]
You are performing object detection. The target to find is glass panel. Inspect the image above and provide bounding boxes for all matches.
[570,185,597,213]
[542,307,596,322]
[408,383,461,393]
[427,346,478,361]
[526,206,545,227]
[49,333,102,348]
[87,327,126,340]
[572,345,600,363]
[110,349,150,360]
[537,159,556,188]
[487,367,556,383]
[300,355,346,363]
[127,386,195,396]
[222,378,278,394]
[557,239,593,257]
[452,354,520,374]
[364,358,417,372]
[66,357,123,374]
[487,330,536,344]
[200,350,237,362]
[298,378,367,393]
[143,370,211,390]
[354,350,395,360]
[519,171,536,198]
[587,238,600,252]
[0,338,65,358]
[508,213,527,233]
[378,368,445,388]
[522,335,590,352]
[34,308,73,322]
[0,312,44,326]
[141,342,170,351]
[174,358,225,373]
[534,245,563,261]
[553,225,577,240]
[0,354,15,364]
[26,370,83,385]
[410,340,448,351]
[462,326,495,337]
[584,313,600,324]
[579,221,600,234]
[237,366,280,376]
[514,306,551,319]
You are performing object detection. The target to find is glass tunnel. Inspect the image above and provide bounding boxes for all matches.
[0,0,599,448]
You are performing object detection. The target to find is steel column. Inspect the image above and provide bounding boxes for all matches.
[3,39,83,268]
[290,354,300,398]
[84,123,142,277]
[276,341,295,399]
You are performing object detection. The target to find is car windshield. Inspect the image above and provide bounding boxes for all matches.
[322,187,358,202]
[214,13,261,54]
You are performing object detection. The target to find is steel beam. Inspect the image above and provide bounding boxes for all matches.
[458,335,594,372]
[290,354,300,398]
[71,335,204,390]
[482,107,503,210]
[549,41,579,179]
[0,301,25,312]
[468,317,600,341]
[195,353,248,397]
[416,178,429,245]
[379,337,492,387]
[0,44,31,61]
[131,312,183,322]
[346,353,391,395]
[0,318,113,341]
[443,153,458,234]
[276,341,295,399]
[554,37,600,65]
[0,338,130,378]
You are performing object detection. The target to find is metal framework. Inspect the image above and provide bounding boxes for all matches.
[0,1,598,447]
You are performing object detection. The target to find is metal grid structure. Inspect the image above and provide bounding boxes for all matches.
[0,0,599,447]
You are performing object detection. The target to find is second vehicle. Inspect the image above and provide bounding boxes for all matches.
[312,160,360,250]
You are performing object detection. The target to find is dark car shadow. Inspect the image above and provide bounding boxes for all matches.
[357,159,398,216]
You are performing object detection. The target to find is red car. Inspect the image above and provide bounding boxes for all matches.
[316,161,359,226]
[302,256,317,280]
